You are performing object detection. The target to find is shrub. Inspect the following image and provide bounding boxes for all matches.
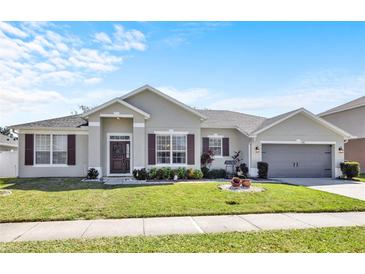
[176,167,187,179]
[201,166,209,178]
[257,162,268,179]
[207,169,227,179]
[340,161,360,179]
[160,167,172,180]
[193,169,204,179]
[186,168,194,179]
[148,168,157,180]
[87,168,99,179]
[132,168,147,180]
[237,163,249,178]
[201,149,215,168]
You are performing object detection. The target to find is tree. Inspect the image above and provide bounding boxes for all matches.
[0,126,11,136]
[71,105,91,115]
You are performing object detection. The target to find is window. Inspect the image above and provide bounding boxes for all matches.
[35,134,51,164]
[35,134,67,165]
[52,135,67,164]
[156,134,187,164]
[209,137,222,157]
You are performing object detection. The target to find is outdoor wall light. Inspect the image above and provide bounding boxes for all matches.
[338,146,344,153]
[255,146,260,153]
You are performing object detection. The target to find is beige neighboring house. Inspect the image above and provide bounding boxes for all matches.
[10,85,352,179]
[0,134,18,152]
[320,96,365,172]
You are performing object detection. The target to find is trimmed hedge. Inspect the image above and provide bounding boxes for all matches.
[340,162,360,179]
[132,167,203,181]
[207,169,227,179]
[257,162,269,179]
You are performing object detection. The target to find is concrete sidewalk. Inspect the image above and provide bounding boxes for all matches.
[1,212,365,243]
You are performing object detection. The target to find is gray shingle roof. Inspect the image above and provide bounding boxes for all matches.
[10,115,88,129]
[319,96,365,116]
[196,109,267,134]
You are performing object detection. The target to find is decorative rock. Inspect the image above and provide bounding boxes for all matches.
[219,184,265,193]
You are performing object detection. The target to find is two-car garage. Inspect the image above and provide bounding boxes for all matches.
[262,144,333,178]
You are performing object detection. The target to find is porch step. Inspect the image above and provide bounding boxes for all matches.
[103,177,142,185]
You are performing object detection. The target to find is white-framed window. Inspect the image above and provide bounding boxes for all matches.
[35,134,67,165]
[209,137,222,157]
[156,134,187,165]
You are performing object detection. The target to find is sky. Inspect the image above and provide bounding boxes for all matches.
[0,21,365,126]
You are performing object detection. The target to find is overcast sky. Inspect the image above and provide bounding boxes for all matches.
[1,21,364,126]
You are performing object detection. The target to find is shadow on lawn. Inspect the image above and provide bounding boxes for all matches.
[1,178,150,192]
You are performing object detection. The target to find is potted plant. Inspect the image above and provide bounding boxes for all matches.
[231,177,241,188]
[241,178,251,188]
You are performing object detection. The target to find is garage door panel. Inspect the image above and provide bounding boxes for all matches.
[262,144,332,178]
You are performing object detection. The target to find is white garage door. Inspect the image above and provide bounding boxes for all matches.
[262,144,332,178]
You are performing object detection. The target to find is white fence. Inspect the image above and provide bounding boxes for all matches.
[0,151,18,178]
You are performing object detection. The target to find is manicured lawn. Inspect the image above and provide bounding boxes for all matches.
[1,178,365,223]
[1,226,364,252]
[355,173,365,182]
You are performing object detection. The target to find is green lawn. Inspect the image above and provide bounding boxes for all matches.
[1,178,365,223]
[1,226,364,252]
[355,173,365,182]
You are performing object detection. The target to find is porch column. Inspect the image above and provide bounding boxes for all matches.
[88,117,102,177]
[133,117,146,170]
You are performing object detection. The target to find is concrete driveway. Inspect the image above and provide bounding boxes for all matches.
[275,178,365,201]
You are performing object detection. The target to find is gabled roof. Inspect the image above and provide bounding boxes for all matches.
[250,108,353,138]
[120,85,207,120]
[319,96,365,116]
[10,114,88,129]
[196,109,266,135]
[81,98,151,119]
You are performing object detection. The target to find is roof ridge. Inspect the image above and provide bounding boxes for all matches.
[319,95,365,116]
[196,108,267,119]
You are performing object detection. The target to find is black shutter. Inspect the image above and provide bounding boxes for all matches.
[148,134,156,165]
[67,135,76,165]
[187,134,195,165]
[25,134,34,165]
[222,137,229,156]
[202,137,209,153]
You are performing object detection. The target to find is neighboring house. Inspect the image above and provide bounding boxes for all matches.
[10,85,352,178]
[0,134,18,152]
[320,96,365,172]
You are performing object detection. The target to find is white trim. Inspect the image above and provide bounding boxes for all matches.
[261,140,303,144]
[303,141,336,145]
[251,108,353,138]
[81,98,150,119]
[89,122,100,127]
[133,166,145,169]
[100,114,134,118]
[133,123,145,128]
[207,133,224,138]
[17,128,88,135]
[120,85,207,120]
[154,129,188,135]
[106,133,133,177]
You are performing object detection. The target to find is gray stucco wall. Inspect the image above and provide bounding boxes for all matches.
[321,106,365,138]
[201,128,250,170]
[18,133,88,178]
[251,113,345,178]
[125,89,202,169]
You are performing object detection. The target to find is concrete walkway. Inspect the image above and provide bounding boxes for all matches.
[1,212,365,243]
[275,178,365,201]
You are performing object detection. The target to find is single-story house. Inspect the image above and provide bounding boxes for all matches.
[10,85,352,178]
[320,96,365,172]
